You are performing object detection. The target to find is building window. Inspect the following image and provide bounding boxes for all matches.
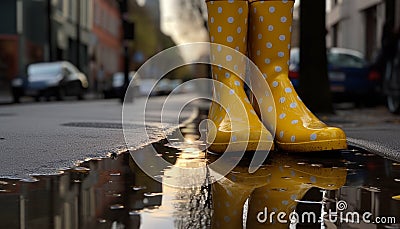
[332,22,339,47]
[68,0,74,20]
[57,0,63,12]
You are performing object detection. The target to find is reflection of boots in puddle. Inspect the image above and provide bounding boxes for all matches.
[211,156,347,229]
[211,166,271,229]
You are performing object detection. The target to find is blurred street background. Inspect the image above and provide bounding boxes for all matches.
[0,0,397,107]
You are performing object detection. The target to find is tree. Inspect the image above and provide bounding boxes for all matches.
[299,0,333,113]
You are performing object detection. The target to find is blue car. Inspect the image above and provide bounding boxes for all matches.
[289,47,382,105]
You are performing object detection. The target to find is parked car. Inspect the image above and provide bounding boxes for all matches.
[103,71,140,99]
[152,78,182,96]
[289,47,382,105]
[11,61,88,102]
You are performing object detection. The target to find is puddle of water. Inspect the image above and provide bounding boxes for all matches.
[1,112,400,228]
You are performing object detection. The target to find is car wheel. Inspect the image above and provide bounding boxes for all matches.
[387,96,400,114]
[77,88,85,100]
[57,87,65,101]
[12,94,20,103]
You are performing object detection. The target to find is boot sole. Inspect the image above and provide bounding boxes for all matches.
[207,140,275,154]
[276,139,347,152]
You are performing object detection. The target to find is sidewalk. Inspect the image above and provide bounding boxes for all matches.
[322,105,400,161]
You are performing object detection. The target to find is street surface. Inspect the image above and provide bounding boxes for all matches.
[1,93,400,179]
[0,94,197,178]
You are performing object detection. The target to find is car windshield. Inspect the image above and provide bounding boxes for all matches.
[327,52,367,68]
[28,64,62,77]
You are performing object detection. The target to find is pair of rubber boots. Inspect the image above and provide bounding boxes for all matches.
[206,0,347,153]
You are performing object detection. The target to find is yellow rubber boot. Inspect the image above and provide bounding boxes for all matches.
[248,1,347,152]
[206,0,274,153]
[246,156,347,228]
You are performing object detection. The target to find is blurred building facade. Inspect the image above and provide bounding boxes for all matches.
[326,0,400,61]
[90,0,122,90]
[0,0,123,94]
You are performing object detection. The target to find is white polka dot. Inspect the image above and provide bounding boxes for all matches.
[278,52,285,57]
[238,7,243,14]
[226,55,232,62]
[225,201,230,207]
[234,65,238,71]
[310,176,316,183]
[237,27,241,33]
[210,17,214,23]
[275,66,282,72]
[254,7,257,13]
[289,26,292,32]
[257,50,261,56]
[227,17,234,23]
[279,131,284,138]
[234,81,240,86]
[229,89,234,95]
[268,25,274,31]
[224,216,231,222]
[258,33,262,39]
[217,45,222,52]
[227,36,233,42]
[264,58,270,64]
[225,73,230,78]
[285,87,292,93]
[290,102,297,108]
[266,42,272,48]
[279,97,286,103]
[310,133,317,141]
[269,6,275,13]
[211,36,214,42]
[279,35,286,41]
[282,200,289,205]
[268,106,273,112]
[259,16,264,22]
[217,26,222,32]
[281,16,287,23]
[218,7,222,13]
[272,81,278,87]
[291,194,297,200]
[228,0,234,3]
[291,135,296,142]
[279,113,286,119]
[262,73,267,78]
[291,120,299,124]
